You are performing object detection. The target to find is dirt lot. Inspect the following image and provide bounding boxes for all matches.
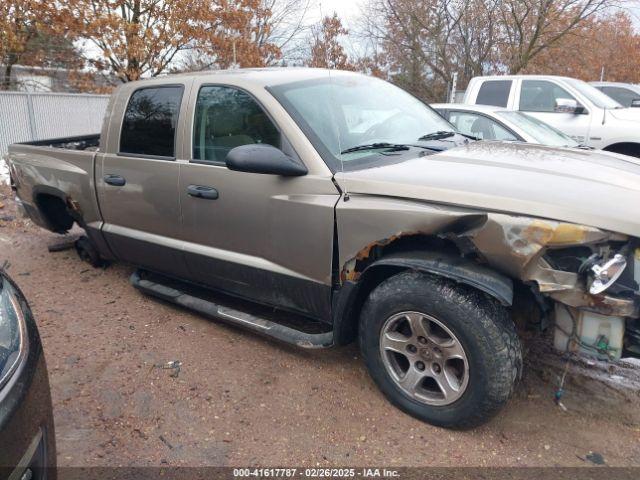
[1,185,639,468]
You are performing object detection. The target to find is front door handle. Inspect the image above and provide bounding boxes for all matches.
[187,184,219,200]
[104,174,126,186]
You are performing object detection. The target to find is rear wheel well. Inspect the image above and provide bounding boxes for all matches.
[603,142,640,157]
[35,193,74,233]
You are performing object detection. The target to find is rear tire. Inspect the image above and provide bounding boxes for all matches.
[359,271,522,429]
[75,236,106,268]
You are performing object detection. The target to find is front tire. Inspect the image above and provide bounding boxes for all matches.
[359,271,522,429]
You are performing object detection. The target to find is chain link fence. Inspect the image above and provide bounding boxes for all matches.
[0,91,109,156]
[0,91,109,183]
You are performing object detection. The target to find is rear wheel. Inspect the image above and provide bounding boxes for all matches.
[75,236,106,268]
[359,271,522,429]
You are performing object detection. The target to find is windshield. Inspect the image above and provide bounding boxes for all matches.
[564,78,622,109]
[496,111,579,147]
[268,74,455,171]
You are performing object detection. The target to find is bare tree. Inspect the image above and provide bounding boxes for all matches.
[359,0,494,99]
[357,0,621,99]
[498,0,615,73]
[256,0,312,64]
[177,0,311,72]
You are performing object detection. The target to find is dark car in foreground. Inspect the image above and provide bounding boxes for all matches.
[0,269,56,480]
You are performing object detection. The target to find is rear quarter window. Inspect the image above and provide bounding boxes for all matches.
[476,80,512,107]
[119,86,184,158]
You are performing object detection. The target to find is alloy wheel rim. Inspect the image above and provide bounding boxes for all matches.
[379,311,469,406]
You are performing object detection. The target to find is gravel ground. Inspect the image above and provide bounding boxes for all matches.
[0,184,639,468]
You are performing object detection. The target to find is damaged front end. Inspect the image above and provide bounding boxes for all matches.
[466,215,639,360]
[339,202,640,361]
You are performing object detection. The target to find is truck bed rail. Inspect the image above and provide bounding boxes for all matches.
[15,134,100,151]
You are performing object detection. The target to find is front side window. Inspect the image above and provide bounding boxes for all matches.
[476,80,512,107]
[449,111,517,141]
[193,86,280,163]
[120,86,184,158]
[519,80,576,113]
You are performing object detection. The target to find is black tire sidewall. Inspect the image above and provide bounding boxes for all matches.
[76,237,102,268]
[360,272,512,428]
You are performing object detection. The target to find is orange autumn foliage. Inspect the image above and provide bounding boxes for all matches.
[308,13,354,70]
[525,11,640,83]
[63,0,282,82]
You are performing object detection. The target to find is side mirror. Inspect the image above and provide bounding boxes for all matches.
[225,144,308,177]
[631,99,640,108]
[554,98,585,114]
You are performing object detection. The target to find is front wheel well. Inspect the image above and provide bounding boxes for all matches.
[334,265,409,346]
[603,142,640,157]
[35,193,75,233]
[333,251,514,346]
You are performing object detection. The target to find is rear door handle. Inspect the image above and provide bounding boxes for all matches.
[104,174,126,186]
[187,184,218,200]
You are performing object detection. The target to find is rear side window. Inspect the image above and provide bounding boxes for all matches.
[193,86,280,163]
[476,80,512,107]
[120,86,184,158]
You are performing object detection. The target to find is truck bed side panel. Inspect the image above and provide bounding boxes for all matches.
[7,144,105,246]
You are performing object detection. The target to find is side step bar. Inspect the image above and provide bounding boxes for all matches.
[130,270,334,349]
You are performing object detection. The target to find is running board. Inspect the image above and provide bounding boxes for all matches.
[130,270,334,349]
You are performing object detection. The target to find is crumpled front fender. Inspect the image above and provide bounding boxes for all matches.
[364,250,513,306]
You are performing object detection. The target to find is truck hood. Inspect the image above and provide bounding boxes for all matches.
[335,141,640,238]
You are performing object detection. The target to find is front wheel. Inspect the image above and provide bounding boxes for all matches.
[359,271,522,429]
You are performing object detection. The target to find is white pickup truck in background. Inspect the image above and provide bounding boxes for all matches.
[464,75,640,157]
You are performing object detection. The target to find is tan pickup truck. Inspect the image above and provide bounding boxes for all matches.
[7,68,640,428]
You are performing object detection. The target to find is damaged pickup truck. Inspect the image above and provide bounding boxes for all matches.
[6,69,640,428]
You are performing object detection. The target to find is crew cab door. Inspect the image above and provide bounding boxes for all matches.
[96,81,192,278]
[514,79,592,144]
[177,82,339,322]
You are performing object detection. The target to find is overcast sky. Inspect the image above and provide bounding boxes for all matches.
[314,0,362,21]
[312,0,640,28]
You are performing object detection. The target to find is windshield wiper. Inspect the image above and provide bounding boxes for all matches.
[340,142,410,155]
[457,132,479,141]
[418,131,456,141]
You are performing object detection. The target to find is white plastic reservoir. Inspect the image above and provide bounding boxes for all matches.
[554,304,625,360]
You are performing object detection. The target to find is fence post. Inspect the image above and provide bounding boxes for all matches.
[25,92,38,140]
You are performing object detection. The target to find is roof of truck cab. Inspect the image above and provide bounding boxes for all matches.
[134,67,364,88]
[469,74,577,83]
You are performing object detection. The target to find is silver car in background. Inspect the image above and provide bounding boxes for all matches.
[431,103,581,147]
